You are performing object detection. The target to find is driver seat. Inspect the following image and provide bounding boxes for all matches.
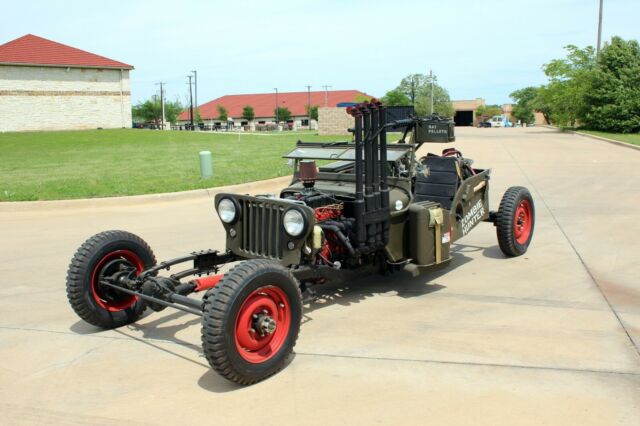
[414,156,461,210]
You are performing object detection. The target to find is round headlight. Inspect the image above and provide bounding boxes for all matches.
[217,198,237,224]
[283,209,305,237]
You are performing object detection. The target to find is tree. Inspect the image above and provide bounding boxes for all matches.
[475,105,503,121]
[306,104,319,121]
[217,105,228,122]
[164,99,184,124]
[531,86,552,124]
[274,107,292,123]
[132,98,160,125]
[354,94,372,103]
[510,87,538,124]
[132,97,184,125]
[398,74,427,105]
[583,37,640,133]
[415,83,454,117]
[542,44,596,126]
[381,88,411,106]
[388,73,453,117]
[241,105,255,122]
[195,108,202,124]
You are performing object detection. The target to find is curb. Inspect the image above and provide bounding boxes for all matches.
[0,176,292,213]
[573,131,640,151]
[545,126,640,151]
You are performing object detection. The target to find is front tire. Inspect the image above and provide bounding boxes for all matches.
[201,259,302,385]
[496,186,535,257]
[66,230,156,329]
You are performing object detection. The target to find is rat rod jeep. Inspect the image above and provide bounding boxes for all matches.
[67,100,535,385]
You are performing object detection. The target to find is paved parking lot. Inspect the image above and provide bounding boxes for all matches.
[1,127,638,425]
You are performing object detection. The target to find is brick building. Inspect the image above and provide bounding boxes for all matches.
[318,107,353,135]
[177,90,371,129]
[452,98,486,126]
[502,103,547,125]
[0,34,133,132]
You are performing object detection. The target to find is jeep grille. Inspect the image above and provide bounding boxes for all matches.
[239,199,284,259]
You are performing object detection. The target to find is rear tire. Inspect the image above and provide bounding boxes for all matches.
[201,259,302,385]
[66,230,156,329]
[496,187,535,257]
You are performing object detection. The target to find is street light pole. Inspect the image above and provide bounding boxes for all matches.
[273,88,278,127]
[596,0,604,59]
[306,85,311,126]
[192,70,198,120]
[155,82,166,130]
[187,75,194,129]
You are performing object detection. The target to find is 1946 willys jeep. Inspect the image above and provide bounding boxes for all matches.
[67,100,535,385]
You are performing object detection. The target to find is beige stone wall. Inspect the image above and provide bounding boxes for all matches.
[503,103,548,125]
[0,65,132,132]
[318,107,353,135]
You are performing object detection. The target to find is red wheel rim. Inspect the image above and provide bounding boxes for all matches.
[234,286,291,363]
[514,199,533,245]
[91,250,143,312]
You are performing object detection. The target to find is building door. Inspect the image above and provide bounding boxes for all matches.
[454,110,474,126]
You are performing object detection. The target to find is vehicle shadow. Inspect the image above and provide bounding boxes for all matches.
[126,309,202,351]
[452,242,506,260]
[300,248,474,323]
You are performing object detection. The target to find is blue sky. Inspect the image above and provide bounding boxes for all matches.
[2,0,638,106]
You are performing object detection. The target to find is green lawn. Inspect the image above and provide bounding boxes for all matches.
[0,129,345,201]
[578,130,640,146]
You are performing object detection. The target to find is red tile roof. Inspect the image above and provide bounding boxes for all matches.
[178,90,372,121]
[0,34,133,69]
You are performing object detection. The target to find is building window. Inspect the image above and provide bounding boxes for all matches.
[301,119,309,126]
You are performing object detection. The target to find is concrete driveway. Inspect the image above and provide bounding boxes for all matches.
[0,127,638,425]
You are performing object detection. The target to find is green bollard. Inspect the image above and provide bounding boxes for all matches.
[199,151,212,179]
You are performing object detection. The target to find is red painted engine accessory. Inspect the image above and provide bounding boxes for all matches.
[314,203,345,264]
[314,203,343,222]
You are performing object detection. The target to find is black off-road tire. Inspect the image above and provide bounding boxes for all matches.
[66,230,156,329]
[201,259,302,385]
[496,186,535,257]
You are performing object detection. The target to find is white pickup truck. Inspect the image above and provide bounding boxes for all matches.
[488,115,506,127]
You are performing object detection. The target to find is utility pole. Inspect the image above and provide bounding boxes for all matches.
[306,85,311,124]
[191,70,198,118]
[322,85,331,107]
[596,0,604,59]
[155,82,166,130]
[187,75,194,129]
[273,88,278,127]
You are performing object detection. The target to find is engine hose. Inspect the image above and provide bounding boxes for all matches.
[319,224,356,256]
[321,220,352,231]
